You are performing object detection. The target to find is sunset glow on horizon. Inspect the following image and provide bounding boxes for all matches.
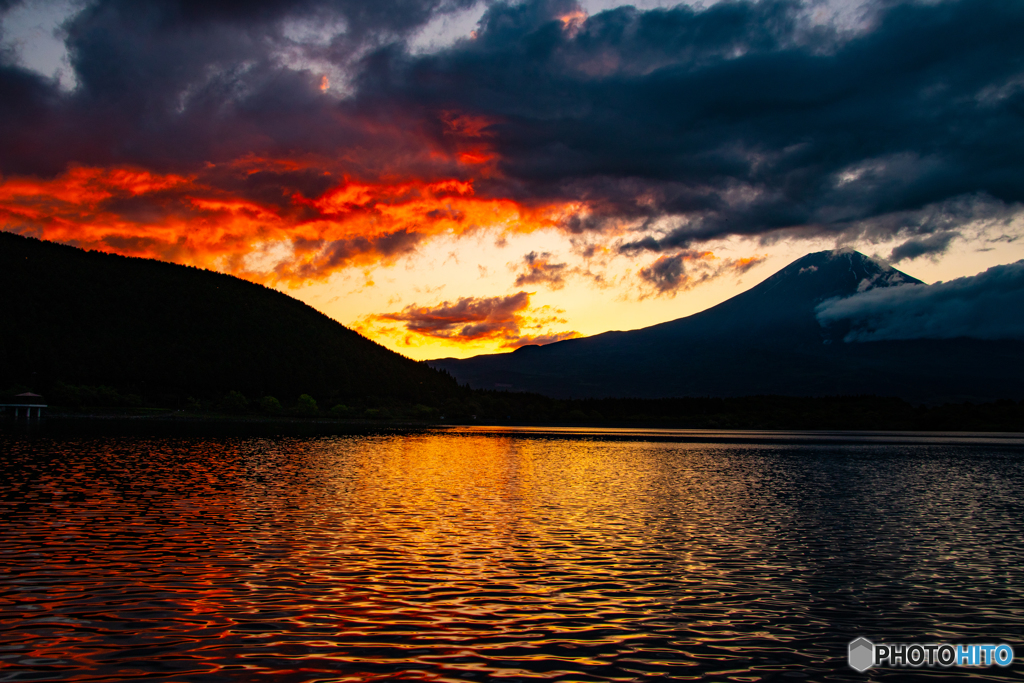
[3,0,1024,359]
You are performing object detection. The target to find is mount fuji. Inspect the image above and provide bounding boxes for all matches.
[428,251,1024,402]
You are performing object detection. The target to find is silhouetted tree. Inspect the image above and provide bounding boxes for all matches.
[260,396,283,414]
[295,394,318,416]
[220,390,248,413]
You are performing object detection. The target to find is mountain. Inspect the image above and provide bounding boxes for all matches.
[0,232,458,407]
[428,251,1024,402]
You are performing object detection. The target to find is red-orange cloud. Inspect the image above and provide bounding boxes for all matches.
[0,158,578,286]
[363,292,580,349]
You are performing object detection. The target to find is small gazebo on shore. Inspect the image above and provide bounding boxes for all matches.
[0,393,47,419]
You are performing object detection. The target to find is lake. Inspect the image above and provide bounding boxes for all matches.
[2,426,1023,681]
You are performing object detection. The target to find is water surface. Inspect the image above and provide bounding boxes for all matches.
[2,427,1023,681]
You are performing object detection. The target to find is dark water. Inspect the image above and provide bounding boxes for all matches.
[2,427,1023,682]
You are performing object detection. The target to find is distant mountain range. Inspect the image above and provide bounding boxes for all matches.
[0,232,458,407]
[429,251,1024,403]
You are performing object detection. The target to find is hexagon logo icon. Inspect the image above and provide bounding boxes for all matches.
[848,637,875,672]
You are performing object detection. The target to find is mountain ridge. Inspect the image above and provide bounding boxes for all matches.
[0,231,459,407]
[428,251,1023,402]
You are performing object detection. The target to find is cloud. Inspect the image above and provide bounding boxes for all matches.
[0,162,569,284]
[513,250,568,289]
[815,260,1024,341]
[357,0,1024,244]
[889,231,957,263]
[0,0,583,285]
[638,250,765,297]
[367,291,580,347]
[1,0,1024,284]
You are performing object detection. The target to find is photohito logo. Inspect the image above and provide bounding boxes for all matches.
[848,638,1014,672]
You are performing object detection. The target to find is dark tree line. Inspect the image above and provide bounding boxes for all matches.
[3,232,1022,431]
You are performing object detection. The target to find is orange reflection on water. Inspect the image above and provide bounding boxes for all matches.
[3,429,1023,681]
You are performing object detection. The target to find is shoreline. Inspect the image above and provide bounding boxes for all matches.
[4,408,1024,436]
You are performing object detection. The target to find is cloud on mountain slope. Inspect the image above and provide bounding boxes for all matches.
[816,260,1024,341]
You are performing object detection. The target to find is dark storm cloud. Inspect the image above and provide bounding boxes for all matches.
[358,0,1024,243]
[0,0,477,178]
[2,0,1023,250]
[889,232,957,263]
[0,65,56,167]
[815,261,1024,341]
[68,0,477,47]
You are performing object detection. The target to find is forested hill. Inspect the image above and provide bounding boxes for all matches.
[0,232,458,407]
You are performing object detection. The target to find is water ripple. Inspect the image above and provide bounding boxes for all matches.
[1,429,1023,681]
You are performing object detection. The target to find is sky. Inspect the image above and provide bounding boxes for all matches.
[1,0,1022,360]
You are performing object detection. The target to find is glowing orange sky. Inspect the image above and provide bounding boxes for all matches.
[2,155,1020,359]
[0,160,580,286]
[0,149,603,355]
[3,156,1018,359]
[3,0,1024,359]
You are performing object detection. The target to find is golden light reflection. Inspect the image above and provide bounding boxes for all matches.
[7,430,1005,680]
